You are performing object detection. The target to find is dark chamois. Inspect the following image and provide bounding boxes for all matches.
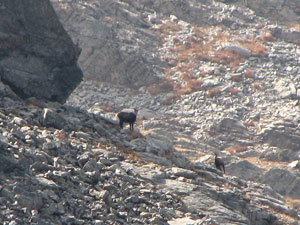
[214,153,225,174]
[117,108,138,131]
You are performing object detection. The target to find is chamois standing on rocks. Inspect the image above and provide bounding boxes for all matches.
[117,108,138,131]
[214,153,225,174]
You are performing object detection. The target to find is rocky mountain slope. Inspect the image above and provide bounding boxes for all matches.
[0,0,300,224]
[1,96,299,224]
[56,0,300,223]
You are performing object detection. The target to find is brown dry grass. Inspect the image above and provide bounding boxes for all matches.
[285,197,300,210]
[181,71,195,80]
[178,78,203,95]
[174,26,244,68]
[228,87,240,95]
[244,157,288,170]
[155,24,270,101]
[244,68,255,79]
[225,145,249,154]
[157,22,182,37]
[188,78,204,90]
[244,120,256,127]
[231,74,244,82]
[163,93,181,105]
[177,86,193,95]
[238,38,268,57]
[164,25,268,76]
[207,87,221,98]
[98,105,114,112]
[260,32,276,42]
[125,151,144,162]
[285,21,300,31]
[251,82,265,91]
[212,49,246,69]
[114,144,145,162]
[55,132,67,140]
[147,79,175,96]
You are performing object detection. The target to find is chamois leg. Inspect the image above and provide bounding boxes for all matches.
[130,122,133,131]
[119,120,123,129]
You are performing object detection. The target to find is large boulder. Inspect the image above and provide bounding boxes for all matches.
[226,160,265,181]
[0,0,82,103]
[260,167,300,199]
[261,127,300,151]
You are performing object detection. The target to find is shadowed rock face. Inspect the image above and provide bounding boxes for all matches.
[0,0,83,103]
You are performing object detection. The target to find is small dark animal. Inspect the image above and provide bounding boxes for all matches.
[214,153,225,174]
[117,108,138,131]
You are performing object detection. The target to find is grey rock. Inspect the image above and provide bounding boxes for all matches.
[237,150,260,158]
[211,117,250,139]
[31,161,54,173]
[0,0,82,103]
[270,25,300,45]
[74,131,91,141]
[202,78,220,88]
[15,192,43,211]
[35,176,58,189]
[0,188,15,202]
[130,138,147,152]
[146,131,174,156]
[259,148,296,162]
[261,128,300,151]
[170,167,197,179]
[135,152,173,166]
[288,160,300,169]
[77,152,91,167]
[149,216,166,225]
[274,79,297,99]
[83,158,102,173]
[168,217,201,225]
[227,160,265,181]
[161,179,198,195]
[0,145,24,174]
[41,108,68,130]
[223,44,252,57]
[256,197,298,218]
[137,109,160,120]
[260,167,300,199]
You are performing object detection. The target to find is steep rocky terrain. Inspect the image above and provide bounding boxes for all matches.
[0,0,300,224]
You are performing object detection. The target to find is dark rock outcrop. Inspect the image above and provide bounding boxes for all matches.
[260,167,300,199]
[227,160,265,180]
[261,127,300,151]
[0,0,82,103]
